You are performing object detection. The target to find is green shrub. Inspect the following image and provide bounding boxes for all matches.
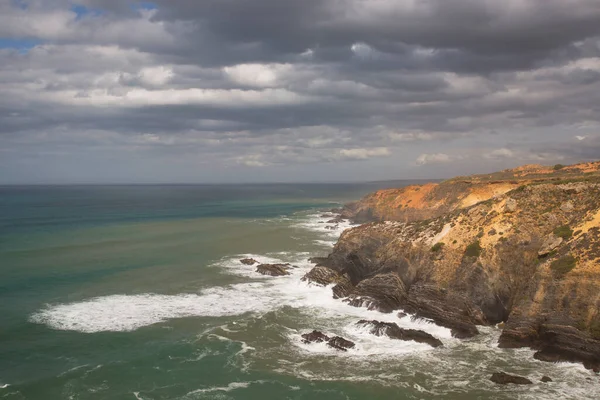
[553,164,565,170]
[553,225,573,240]
[550,254,577,276]
[464,241,482,258]
[431,242,445,252]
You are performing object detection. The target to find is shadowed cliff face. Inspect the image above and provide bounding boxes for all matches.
[308,161,600,370]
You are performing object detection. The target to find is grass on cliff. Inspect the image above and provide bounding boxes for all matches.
[550,254,577,276]
[431,242,445,252]
[553,225,573,240]
[464,241,482,258]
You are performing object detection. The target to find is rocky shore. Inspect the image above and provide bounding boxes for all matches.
[302,161,600,372]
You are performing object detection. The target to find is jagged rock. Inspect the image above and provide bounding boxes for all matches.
[347,273,407,313]
[499,316,600,372]
[490,372,532,385]
[538,234,563,257]
[256,263,291,276]
[331,275,354,299]
[541,376,553,382]
[308,257,331,266]
[357,320,443,348]
[560,201,574,212]
[327,336,355,351]
[302,266,342,286]
[404,283,481,338]
[397,312,407,319]
[504,198,517,213]
[240,258,258,265]
[301,330,329,344]
[300,330,355,351]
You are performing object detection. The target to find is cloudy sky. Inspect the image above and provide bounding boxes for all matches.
[1,0,600,183]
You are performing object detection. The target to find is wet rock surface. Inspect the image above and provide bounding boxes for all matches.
[490,372,533,385]
[300,331,355,351]
[301,330,330,344]
[357,320,443,348]
[327,336,355,351]
[256,263,292,276]
[302,266,341,286]
[348,273,407,313]
[239,258,258,265]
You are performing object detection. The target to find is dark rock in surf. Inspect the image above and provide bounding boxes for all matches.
[256,263,292,276]
[327,336,355,351]
[301,331,355,351]
[240,258,259,265]
[541,376,553,383]
[490,372,533,385]
[357,320,443,348]
[301,330,330,344]
[346,273,407,313]
[302,265,342,286]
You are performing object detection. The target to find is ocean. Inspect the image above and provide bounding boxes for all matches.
[0,184,598,400]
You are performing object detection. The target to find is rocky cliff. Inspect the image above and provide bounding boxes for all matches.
[340,161,600,223]
[307,161,600,370]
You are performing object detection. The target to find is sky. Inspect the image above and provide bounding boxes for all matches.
[1,0,600,184]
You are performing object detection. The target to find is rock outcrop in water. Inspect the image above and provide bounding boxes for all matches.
[490,372,533,385]
[301,330,356,351]
[357,320,443,348]
[307,161,600,370]
[256,263,293,276]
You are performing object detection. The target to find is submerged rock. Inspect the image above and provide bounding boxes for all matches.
[240,258,258,265]
[255,263,292,276]
[541,376,553,383]
[490,372,533,385]
[357,320,443,348]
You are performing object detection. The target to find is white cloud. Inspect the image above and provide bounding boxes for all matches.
[138,66,174,86]
[337,147,390,160]
[223,63,292,87]
[416,153,460,165]
[484,148,515,159]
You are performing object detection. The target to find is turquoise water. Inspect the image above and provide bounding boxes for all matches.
[0,184,598,399]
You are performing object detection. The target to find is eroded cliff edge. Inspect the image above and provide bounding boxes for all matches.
[307,161,600,370]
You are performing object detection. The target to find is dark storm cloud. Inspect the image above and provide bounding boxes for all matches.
[1,0,600,183]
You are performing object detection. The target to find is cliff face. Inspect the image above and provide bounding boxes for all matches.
[308,161,600,370]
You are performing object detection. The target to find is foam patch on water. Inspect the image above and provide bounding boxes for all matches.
[30,250,453,340]
[294,212,355,245]
[187,381,254,394]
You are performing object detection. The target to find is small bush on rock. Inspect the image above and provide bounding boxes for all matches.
[553,225,573,240]
[550,254,577,276]
[431,242,445,252]
[465,241,482,258]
